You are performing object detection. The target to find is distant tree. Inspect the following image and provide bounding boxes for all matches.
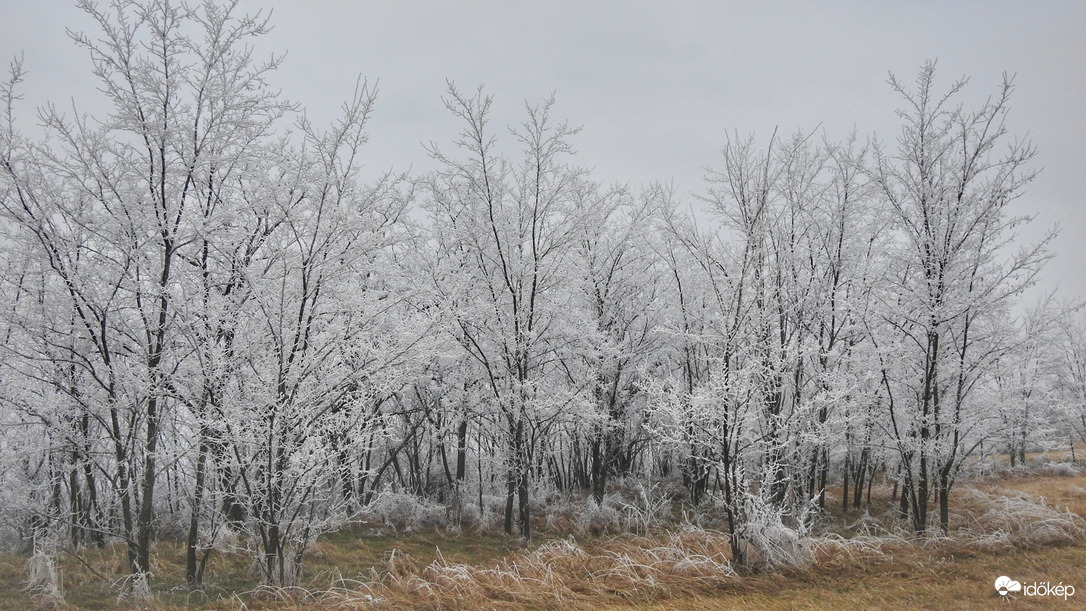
[985,298,1069,467]
[571,182,665,503]
[1055,308,1086,460]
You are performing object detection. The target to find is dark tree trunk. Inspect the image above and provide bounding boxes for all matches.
[186,436,210,584]
[455,419,468,482]
[590,428,605,504]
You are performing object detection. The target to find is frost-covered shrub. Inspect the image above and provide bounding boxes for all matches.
[958,457,999,480]
[459,494,505,533]
[616,483,672,534]
[364,489,447,532]
[0,526,19,554]
[995,460,1083,480]
[1034,461,1083,477]
[539,494,580,533]
[207,521,241,553]
[153,512,189,540]
[846,510,882,535]
[678,493,732,529]
[734,493,812,570]
[24,548,63,606]
[576,497,622,535]
[117,571,153,605]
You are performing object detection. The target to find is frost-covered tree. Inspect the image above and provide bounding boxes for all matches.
[0,0,424,591]
[651,132,812,567]
[215,88,418,586]
[1054,308,1086,459]
[0,0,293,589]
[985,299,1068,466]
[423,85,591,538]
[871,62,1049,533]
[571,183,666,503]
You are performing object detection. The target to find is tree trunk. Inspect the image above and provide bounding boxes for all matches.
[841,454,850,514]
[591,426,605,504]
[516,419,531,538]
[503,419,517,535]
[186,436,210,584]
[853,447,869,509]
[455,419,468,482]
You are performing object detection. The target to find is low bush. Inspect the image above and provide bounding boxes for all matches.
[24,548,63,607]
[363,489,448,533]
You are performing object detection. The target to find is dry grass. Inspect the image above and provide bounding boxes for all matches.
[952,487,1085,550]
[286,475,1086,610]
[328,529,741,609]
[268,530,731,610]
[1,468,1084,609]
[594,544,1086,610]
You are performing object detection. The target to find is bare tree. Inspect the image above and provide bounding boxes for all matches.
[219,87,416,586]
[568,183,665,503]
[871,62,1050,533]
[0,1,295,592]
[424,84,589,537]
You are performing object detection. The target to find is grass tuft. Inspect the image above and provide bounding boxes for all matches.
[954,487,1086,550]
[24,549,63,607]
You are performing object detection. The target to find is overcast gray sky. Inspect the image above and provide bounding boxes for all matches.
[3,1,1084,301]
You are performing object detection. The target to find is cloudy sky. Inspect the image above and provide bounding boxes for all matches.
[3,1,1084,301]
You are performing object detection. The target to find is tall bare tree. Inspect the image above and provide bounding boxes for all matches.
[872,62,1050,533]
[424,84,589,537]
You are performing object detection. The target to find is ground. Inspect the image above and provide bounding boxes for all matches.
[2,468,1084,609]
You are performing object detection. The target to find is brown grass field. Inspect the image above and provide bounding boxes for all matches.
[2,466,1085,609]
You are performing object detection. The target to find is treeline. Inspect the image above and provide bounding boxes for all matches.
[0,0,1082,595]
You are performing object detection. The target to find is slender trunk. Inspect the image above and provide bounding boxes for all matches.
[912,328,939,535]
[503,415,517,535]
[516,419,531,538]
[898,464,909,519]
[503,475,515,534]
[914,450,930,533]
[108,403,137,573]
[841,454,850,514]
[135,393,161,576]
[865,463,875,507]
[591,426,605,504]
[477,426,485,523]
[455,419,468,482]
[938,477,950,533]
[186,436,209,584]
[853,447,869,509]
[817,447,828,509]
[82,458,103,547]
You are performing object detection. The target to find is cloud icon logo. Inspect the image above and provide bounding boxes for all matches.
[995,576,1022,596]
